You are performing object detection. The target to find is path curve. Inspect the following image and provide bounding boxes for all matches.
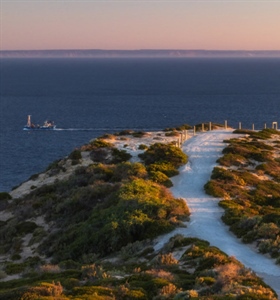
[154,130,280,297]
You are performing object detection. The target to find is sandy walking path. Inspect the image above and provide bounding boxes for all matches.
[154,130,280,297]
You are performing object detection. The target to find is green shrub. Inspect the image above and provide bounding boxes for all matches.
[250,128,280,140]
[82,139,114,151]
[16,221,38,235]
[99,133,115,140]
[165,131,180,137]
[90,148,110,163]
[211,167,237,182]
[198,276,216,286]
[139,143,187,168]
[5,263,26,275]
[138,144,148,150]
[0,270,7,280]
[164,124,192,131]
[120,240,152,259]
[71,159,81,166]
[46,159,63,172]
[217,153,247,167]
[111,148,132,163]
[262,213,280,225]
[132,131,146,138]
[249,140,275,151]
[149,171,173,187]
[148,163,179,178]
[21,282,63,298]
[90,147,132,164]
[0,192,12,201]
[175,124,192,130]
[253,180,280,206]
[233,129,254,134]
[204,181,227,198]
[29,227,47,245]
[111,162,147,182]
[118,129,134,136]
[71,285,114,297]
[92,139,113,148]
[69,149,82,160]
[11,254,21,261]
[222,139,273,162]
[256,161,280,181]
[238,171,260,186]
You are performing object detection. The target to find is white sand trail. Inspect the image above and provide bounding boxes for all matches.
[154,130,280,297]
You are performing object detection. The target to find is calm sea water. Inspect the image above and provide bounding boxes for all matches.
[1,58,280,192]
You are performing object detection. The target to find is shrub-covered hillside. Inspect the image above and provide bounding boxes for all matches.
[0,129,278,299]
[204,129,280,262]
[0,138,189,264]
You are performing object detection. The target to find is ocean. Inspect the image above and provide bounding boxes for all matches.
[1,57,280,192]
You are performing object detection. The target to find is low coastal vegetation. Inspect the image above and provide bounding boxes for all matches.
[0,127,278,299]
[0,235,276,299]
[1,138,189,262]
[205,129,280,262]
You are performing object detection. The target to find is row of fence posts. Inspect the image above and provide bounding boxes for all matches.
[176,120,278,148]
[239,121,278,131]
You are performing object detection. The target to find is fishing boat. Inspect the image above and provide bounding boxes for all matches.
[23,115,56,130]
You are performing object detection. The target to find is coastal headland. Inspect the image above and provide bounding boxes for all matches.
[0,124,280,299]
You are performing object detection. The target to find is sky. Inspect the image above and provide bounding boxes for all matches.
[1,0,280,51]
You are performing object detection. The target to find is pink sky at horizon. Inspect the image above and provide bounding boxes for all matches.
[1,1,280,51]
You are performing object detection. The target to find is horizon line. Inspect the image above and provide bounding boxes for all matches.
[2,49,280,59]
[1,48,280,52]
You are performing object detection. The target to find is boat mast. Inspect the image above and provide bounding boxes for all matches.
[27,115,31,127]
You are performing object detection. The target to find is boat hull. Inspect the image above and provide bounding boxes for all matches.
[23,126,56,130]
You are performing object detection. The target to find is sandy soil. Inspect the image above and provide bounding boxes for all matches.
[9,152,93,199]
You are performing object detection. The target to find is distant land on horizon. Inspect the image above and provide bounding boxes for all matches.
[1,49,280,58]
